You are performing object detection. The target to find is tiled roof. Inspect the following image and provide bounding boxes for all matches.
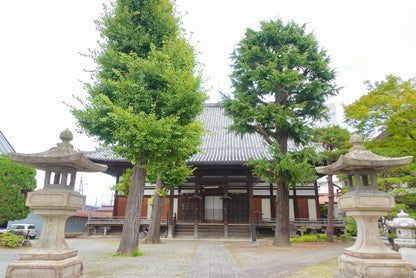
[83,147,125,162]
[83,103,303,165]
[0,130,15,154]
[190,103,272,165]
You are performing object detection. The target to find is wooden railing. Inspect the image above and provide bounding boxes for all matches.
[254,217,345,227]
[86,216,344,227]
[86,216,169,226]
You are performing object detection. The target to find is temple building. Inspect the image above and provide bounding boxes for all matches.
[84,103,323,237]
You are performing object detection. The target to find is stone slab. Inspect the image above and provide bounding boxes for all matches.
[336,254,413,278]
[6,256,83,278]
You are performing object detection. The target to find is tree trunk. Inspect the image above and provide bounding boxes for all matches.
[272,134,291,246]
[167,188,174,238]
[326,173,334,242]
[116,162,146,255]
[145,177,166,244]
[273,181,291,246]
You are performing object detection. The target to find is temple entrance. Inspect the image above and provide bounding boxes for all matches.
[178,194,199,222]
[229,194,249,223]
[204,196,223,222]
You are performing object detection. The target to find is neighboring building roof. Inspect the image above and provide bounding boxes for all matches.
[95,205,114,212]
[83,103,305,167]
[75,210,111,218]
[83,147,125,162]
[0,130,15,154]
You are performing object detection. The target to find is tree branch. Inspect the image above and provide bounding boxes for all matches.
[256,123,274,145]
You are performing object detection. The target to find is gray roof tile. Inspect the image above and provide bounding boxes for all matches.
[83,103,303,165]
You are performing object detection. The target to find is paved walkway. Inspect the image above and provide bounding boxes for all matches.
[242,243,347,277]
[185,241,248,278]
[185,240,347,278]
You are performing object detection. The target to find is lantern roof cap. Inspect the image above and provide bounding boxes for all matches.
[8,129,107,172]
[316,134,413,175]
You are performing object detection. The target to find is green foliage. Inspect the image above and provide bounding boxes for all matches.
[0,232,26,248]
[112,168,132,196]
[113,246,145,257]
[132,246,144,257]
[390,188,416,210]
[320,205,328,218]
[290,234,327,242]
[71,0,206,166]
[344,75,416,189]
[222,18,338,149]
[0,154,36,223]
[146,161,196,189]
[345,217,357,236]
[247,144,320,187]
[312,125,351,162]
[73,0,206,255]
[344,233,353,241]
[222,19,337,244]
[113,161,196,197]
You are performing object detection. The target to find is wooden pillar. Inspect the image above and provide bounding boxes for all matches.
[248,175,254,226]
[269,183,274,219]
[314,180,321,219]
[223,175,229,239]
[167,188,174,238]
[193,176,202,238]
[293,187,297,220]
[113,175,120,217]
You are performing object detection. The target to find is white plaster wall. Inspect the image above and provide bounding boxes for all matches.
[229,189,246,193]
[173,197,178,216]
[261,199,271,219]
[179,189,195,194]
[294,189,315,196]
[254,190,271,195]
[147,203,152,218]
[308,199,317,220]
[289,199,294,219]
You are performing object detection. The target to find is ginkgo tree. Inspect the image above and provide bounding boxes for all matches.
[71,0,206,255]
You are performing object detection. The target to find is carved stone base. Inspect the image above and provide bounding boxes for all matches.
[334,254,413,278]
[5,255,83,278]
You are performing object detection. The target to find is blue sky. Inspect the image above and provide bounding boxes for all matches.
[1,0,415,205]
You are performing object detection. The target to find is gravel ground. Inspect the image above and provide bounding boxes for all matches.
[0,237,200,278]
[0,236,350,277]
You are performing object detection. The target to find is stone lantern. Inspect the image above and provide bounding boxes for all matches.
[316,134,413,278]
[5,129,107,278]
[388,210,416,273]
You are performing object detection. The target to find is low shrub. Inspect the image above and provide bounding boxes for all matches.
[0,232,27,248]
[290,234,327,242]
[113,247,145,257]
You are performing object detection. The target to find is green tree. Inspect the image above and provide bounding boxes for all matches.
[222,19,338,245]
[344,75,416,189]
[71,0,206,254]
[0,154,36,223]
[312,125,350,242]
[144,161,195,243]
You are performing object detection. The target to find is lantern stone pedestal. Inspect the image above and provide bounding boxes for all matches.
[5,129,107,278]
[334,192,412,277]
[316,134,413,278]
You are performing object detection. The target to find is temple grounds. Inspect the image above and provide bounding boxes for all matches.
[1,236,349,277]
